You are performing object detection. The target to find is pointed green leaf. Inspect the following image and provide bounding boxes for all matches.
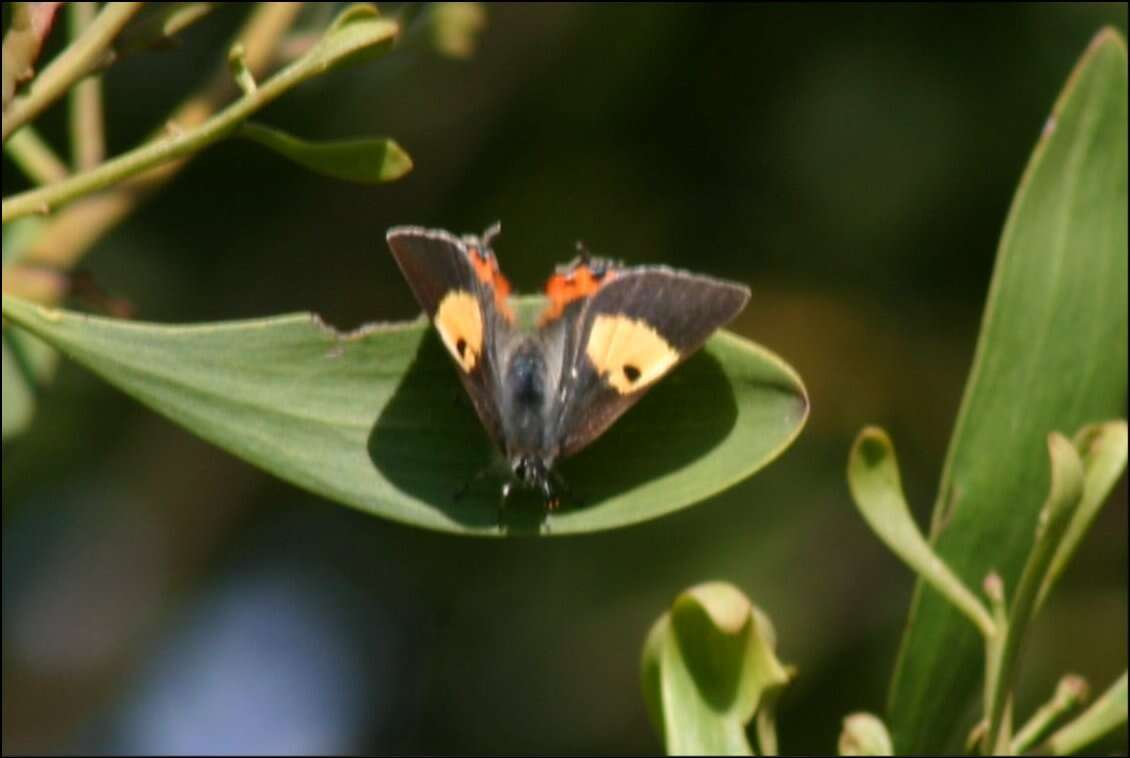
[0,295,807,536]
[642,582,793,755]
[239,122,413,184]
[888,29,1128,752]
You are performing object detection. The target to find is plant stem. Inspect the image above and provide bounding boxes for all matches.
[1045,672,1127,755]
[1012,675,1089,753]
[2,13,398,223]
[6,3,302,280]
[4,126,68,184]
[756,699,780,755]
[2,2,143,142]
[1,2,63,109]
[68,2,105,171]
[983,434,1084,753]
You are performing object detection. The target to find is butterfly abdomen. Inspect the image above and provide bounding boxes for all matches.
[499,339,554,461]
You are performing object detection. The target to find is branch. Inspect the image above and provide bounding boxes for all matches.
[2,2,143,142]
[3,3,302,275]
[1,2,63,109]
[68,2,105,170]
[3,125,68,184]
[2,11,398,222]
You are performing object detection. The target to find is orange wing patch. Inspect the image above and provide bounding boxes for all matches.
[539,263,617,325]
[466,246,514,322]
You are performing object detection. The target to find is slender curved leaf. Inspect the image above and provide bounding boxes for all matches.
[0,295,808,536]
[847,427,994,638]
[642,582,793,755]
[889,29,1128,751]
[238,122,413,184]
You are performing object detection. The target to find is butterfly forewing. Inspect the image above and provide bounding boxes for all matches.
[386,226,515,448]
[549,268,750,458]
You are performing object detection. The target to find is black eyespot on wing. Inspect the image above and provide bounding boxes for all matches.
[622,364,641,382]
[456,337,467,358]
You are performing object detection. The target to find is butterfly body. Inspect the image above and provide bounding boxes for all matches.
[386,223,750,510]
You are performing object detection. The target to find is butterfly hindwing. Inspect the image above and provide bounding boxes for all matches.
[549,267,750,458]
[386,225,515,448]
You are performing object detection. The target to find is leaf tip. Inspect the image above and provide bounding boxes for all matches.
[855,426,892,468]
[678,581,752,635]
[839,712,894,756]
[1088,25,1128,57]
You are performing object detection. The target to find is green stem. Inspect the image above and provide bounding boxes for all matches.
[8,3,302,283]
[67,2,105,171]
[2,2,143,142]
[984,434,1084,753]
[1011,675,1089,754]
[3,125,68,184]
[756,697,780,755]
[2,15,400,222]
[1046,672,1127,755]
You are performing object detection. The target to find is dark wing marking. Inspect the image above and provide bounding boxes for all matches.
[386,225,515,448]
[549,267,750,459]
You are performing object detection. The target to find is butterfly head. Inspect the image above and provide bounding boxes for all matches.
[510,454,565,509]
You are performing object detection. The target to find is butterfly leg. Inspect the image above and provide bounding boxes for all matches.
[496,481,512,531]
[548,469,581,508]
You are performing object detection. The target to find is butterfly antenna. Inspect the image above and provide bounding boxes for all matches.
[482,221,502,250]
[574,240,592,265]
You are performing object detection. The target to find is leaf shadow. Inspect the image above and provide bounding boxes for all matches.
[367,329,739,534]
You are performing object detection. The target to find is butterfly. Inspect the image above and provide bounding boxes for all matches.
[386,222,750,512]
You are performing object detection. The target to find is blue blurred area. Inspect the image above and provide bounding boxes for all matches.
[3,3,1127,754]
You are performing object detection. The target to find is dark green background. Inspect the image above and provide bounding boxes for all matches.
[3,4,1126,753]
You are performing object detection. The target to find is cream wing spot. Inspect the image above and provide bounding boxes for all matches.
[585,314,680,394]
[435,290,483,372]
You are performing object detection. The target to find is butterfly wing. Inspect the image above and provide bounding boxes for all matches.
[386,224,516,449]
[545,266,750,459]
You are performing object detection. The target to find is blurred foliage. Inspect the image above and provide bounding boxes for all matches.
[3,4,1127,754]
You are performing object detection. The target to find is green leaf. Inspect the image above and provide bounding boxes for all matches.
[888,28,1129,752]
[311,4,397,73]
[1,326,58,439]
[642,582,794,755]
[1046,671,1128,755]
[838,713,894,756]
[1037,420,1129,610]
[238,122,413,184]
[0,295,808,536]
[847,426,995,639]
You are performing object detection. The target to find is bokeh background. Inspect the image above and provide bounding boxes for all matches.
[3,3,1127,754]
